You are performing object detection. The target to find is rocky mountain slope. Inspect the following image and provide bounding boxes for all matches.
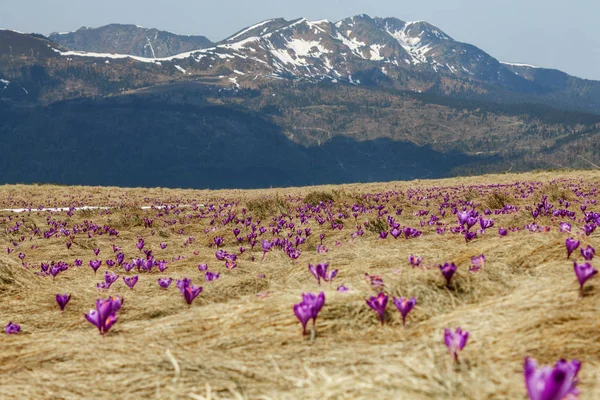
[0,16,599,187]
[49,24,213,58]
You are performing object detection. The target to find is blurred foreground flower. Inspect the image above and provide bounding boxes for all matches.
[440,262,457,285]
[5,322,20,334]
[444,327,469,362]
[56,293,71,311]
[524,357,580,400]
[573,262,597,297]
[366,292,388,325]
[293,292,324,335]
[565,238,580,259]
[393,297,416,327]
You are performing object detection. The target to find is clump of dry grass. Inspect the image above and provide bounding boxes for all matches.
[245,195,289,219]
[303,190,335,206]
[484,191,511,210]
[0,170,599,399]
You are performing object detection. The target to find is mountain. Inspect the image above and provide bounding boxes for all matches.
[1,16,600,188]
[49,24,213,58]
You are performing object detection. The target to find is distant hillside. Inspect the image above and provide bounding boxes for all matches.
[49,24,213,58]
[1,15,600,188]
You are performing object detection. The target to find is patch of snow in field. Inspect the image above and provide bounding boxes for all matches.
[0,79,9,85]
[174,65,186,73]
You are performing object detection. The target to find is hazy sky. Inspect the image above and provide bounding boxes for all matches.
[2,0,599,80]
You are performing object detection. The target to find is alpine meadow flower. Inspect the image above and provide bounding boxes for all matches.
[84,297,122,336]
[440,262,457,285]
[573,261,598,297]
[89,260,102,274]
[470,254,486,272]
[580,245,595,261]
[393,297,416,327]
[158,277,172,289]
[409,254,422,267]
[523,357,581,400]
[565,238,580,259]
[293,302,313,335]
[366,292,388,325]
[293,292,325,335]
[55,293,71,311]
[5,321,21,334]
[123,275,139,289]
[444,327,469,362]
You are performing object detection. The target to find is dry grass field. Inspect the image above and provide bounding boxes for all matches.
[1,170,599,399]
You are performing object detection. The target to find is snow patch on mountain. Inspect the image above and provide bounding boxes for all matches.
[227,19,274,41]
[501,61,540,69]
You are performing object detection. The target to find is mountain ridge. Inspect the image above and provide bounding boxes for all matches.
[48,23,214,58]
[1,15,599,187]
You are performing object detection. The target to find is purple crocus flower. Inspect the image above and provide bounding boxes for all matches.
[580,245,595,261]
[524,357,581,400]
[393,297,416,327]
[439,262,457,285]
[337,285,349,292]
[177,279,203,305]
[293,302,313,335]
[93,248,100,256]
[559,222,572,232]
[205,271,220,281]
[198,263,208,271]
[566,238,580,259]
[479,217,494,230]
[498,227,508,237]
[158,277,172,289]
[89,260,102,274]
[302,292,325,324]
[409,254,422,267]
[213,236,224,247]
[464,231,477,242]
[5,321,21,334]
[316,244,328,253]
[215,250,226,261]
[104,271,119,286]
[84,297,122,335]
[366,292,388,325]
[261,239,272,261]
[379,231,388,239]
[470,254,486,272]
[159,243,167,249]
[136,239,145,251]
[573,261,598,297]
[123,275,139,289]
[56,293,71,311]
[444,327,469,362]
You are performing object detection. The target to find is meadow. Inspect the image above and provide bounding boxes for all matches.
[0,170,599,399]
